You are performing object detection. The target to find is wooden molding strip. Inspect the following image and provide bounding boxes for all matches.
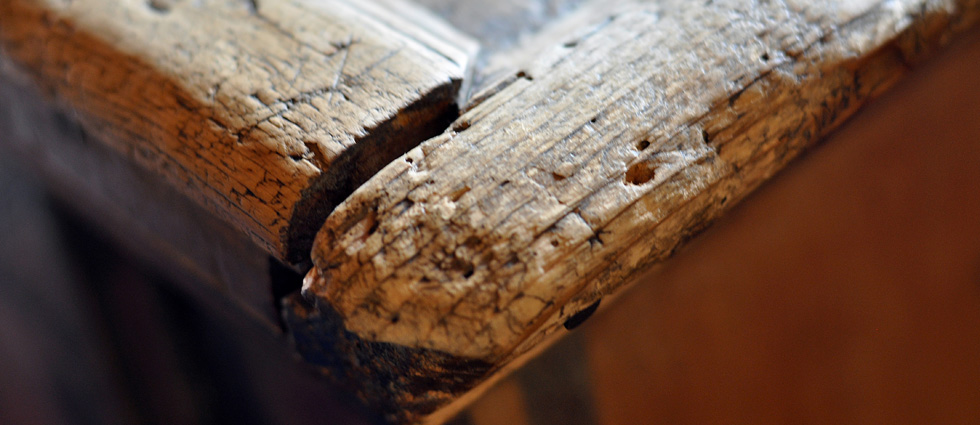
[297,0,980,422]
[0,0,476,264]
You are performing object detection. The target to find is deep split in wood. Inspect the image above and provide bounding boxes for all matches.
[1,0,978,423]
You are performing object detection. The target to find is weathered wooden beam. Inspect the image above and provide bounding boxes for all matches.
[296,0,980,422]
[6,0,980,423]
[0,0,476,264]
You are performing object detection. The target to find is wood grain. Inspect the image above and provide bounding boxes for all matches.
[446,26,980,425]
[296,0,980,422]
[583,27,980,424]
[0,0,475,264]
[5,0,979,423]
[0,72,282,326]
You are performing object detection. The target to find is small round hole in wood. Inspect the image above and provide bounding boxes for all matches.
[625,161,658,185]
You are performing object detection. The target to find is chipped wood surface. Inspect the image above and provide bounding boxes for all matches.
[0,0,475,263]
[4,0,980,424]
[298,0,980,422]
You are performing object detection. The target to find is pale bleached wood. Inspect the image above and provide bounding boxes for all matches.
[0,0,475,263]
[297,0,980,422]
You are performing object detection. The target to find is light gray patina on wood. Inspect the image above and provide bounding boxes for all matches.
[297,0,979,422]
[0,0,475,263]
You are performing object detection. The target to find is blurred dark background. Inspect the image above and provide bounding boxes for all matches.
[0,154,382,425]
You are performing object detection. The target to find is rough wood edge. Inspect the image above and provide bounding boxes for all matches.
[295,0,980,423]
